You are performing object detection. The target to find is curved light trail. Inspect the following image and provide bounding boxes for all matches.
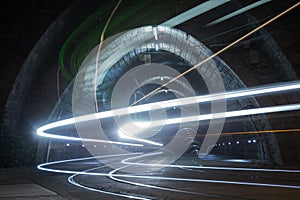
[37,81,300,145]
[37,153,300,195]
[68,166,151,200]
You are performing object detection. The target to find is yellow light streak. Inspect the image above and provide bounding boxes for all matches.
[94,0,123,111]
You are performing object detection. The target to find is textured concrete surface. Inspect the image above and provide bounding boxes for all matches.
[0,159,299,200]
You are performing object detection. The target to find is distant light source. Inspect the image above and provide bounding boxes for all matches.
[118,129,163,146]
[236,141,240,144]
[253,139,256,143]
[66,143,70,147]
[248,140,251,144]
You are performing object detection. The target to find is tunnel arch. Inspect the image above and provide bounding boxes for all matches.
[45,26,282,165]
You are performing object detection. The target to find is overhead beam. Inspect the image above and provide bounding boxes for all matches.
[205,0,272,27]
[161,0,230,27]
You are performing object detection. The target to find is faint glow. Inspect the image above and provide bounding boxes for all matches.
[222,143,225,146]
[132,121,151,128]
[144,26,152,32]
[228,142,231,145]
[82,144,85,147]
[94,145,97,147]
[248,140,251,144]
[155,44,159,51]
[118,129,163,146]
[66,143,70,147]
[236,141,240,144]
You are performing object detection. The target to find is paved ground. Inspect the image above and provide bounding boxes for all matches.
[1,158,300,200]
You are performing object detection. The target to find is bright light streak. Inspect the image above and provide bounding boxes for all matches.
[205,0,272,27]
[37,153,141,174]
[68,168,300,190]
[139,104,300,129]
[120,174,300,189]
[37,81,300,144]
[36,120,143,146]
[161,0,230,27]
[38,153,300,175]
[37,154,300,190]
[121,153,300,173]
[224,159,251,163]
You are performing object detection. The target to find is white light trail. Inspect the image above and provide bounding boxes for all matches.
[107,166,200,195]
[37,119,143,146]
[37,153,300,174]
[126,103,300,131]
[205,0,272,27]
[68,164,151,200]
[121,152,300,173]
[118,174,300,189]
[68,175,150,200]
[37,154,300,190]
[161,0,230,27]
[36,81,300,144]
